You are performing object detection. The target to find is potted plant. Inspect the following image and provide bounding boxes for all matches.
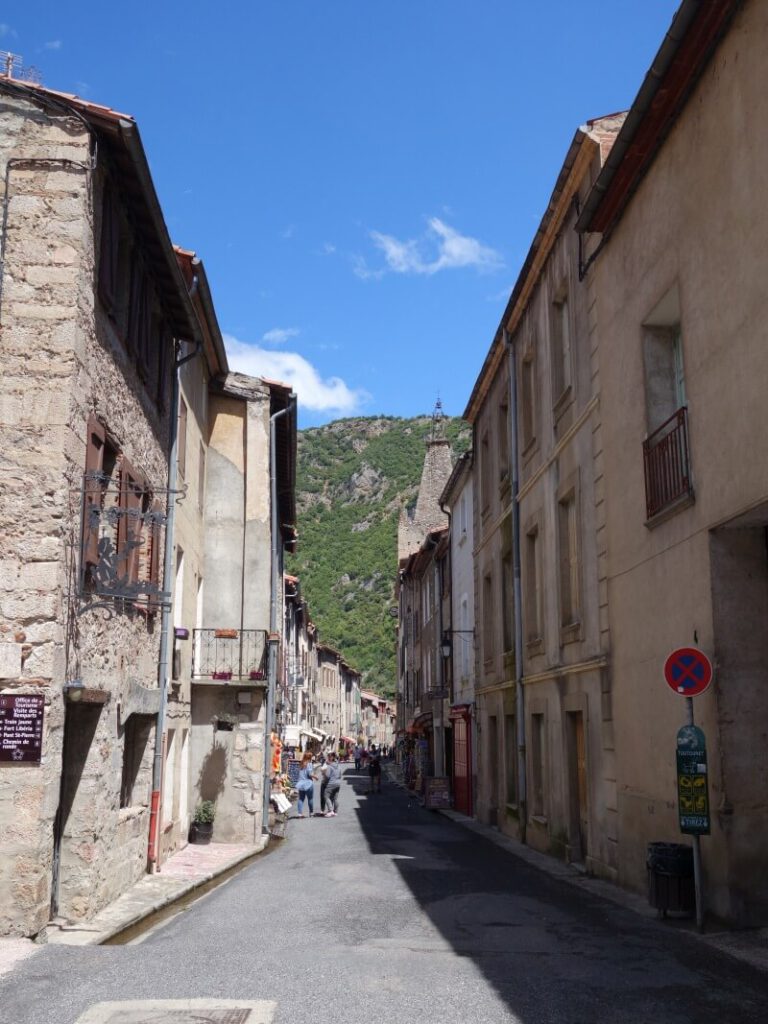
[189,800,215,844]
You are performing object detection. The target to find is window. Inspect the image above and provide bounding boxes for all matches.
[82,416,117,572]
[163,728,176,825]
[505,713,517,805]
[460,596,470,679]
[480,431,492,512]
[483,573,494,666]
[551,287,572,406]
[525,524,542,646]
[502,553,514,653]
[521,345,536,452]
[178,397,188,479]
[530,713,545,817]
[98,184,172,411]
[198,442,206,513]
[120,715,152,808]
[498,398,509,482]
[558,490,580,632]
[459,493,468,539]
[641,288,693,518]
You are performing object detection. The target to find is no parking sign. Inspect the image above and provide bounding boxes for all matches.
[663,647,713,697]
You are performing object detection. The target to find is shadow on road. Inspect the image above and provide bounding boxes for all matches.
[347,764,768,1024]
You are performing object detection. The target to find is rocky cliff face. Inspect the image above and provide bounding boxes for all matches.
[289,415,470,697]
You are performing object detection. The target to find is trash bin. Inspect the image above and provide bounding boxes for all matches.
[647,842,694,917]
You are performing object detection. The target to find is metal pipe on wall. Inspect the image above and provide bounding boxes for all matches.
[504,327,527,844]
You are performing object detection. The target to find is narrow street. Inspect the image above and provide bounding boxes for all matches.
[2,766,768,1024]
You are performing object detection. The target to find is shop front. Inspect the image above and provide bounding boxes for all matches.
[450,704,473,816]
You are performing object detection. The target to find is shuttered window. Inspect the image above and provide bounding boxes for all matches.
[82,416,107,570]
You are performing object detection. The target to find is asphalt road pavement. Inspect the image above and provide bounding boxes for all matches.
[2,766,768,1024]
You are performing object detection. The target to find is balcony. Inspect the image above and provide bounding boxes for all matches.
[643,407,693,521]
[192,628,268,683]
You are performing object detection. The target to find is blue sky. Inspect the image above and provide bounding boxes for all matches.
[4,2,679,426]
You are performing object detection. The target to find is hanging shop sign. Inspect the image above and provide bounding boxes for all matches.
[676,724,710,835]
[0,694,45,765]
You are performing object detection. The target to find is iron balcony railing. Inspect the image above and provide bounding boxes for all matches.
[643,406,693,520]
[192,628,268,682]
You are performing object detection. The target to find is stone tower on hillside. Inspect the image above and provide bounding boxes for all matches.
[398,402,454,561]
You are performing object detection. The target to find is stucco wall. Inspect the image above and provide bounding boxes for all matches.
[594,0,768,921]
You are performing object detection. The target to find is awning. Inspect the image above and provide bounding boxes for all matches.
[300,728,325,742]
[283,725,300,746]
[412,711,433,731]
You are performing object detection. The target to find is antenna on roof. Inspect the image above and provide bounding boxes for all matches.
[1,51,23,79]
[0,52,42,84]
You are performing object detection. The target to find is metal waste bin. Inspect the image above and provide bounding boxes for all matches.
[647,842,694,917]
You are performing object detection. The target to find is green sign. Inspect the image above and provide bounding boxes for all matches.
[676,725,710,835]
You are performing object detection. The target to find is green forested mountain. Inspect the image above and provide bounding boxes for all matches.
[288,415,470,698]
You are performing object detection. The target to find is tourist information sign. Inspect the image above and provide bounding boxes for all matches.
[676,724,710,835]
[0,694,44,764]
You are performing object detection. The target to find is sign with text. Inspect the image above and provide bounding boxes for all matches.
[0,694,45,765]
[424,775,452,810]
[676,724,710,835]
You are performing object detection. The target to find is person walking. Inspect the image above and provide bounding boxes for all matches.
[323,753,343,817]
[354,745,362,771]
[295,752,317,818]
[368,747,382,794]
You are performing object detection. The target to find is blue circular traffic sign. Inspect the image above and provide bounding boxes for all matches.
[663,647,713,697]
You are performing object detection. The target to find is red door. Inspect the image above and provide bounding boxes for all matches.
[452,713,472,816]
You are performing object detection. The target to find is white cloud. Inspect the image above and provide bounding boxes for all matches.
[262,327,299,345]
[44,40,62,50]
[365,217,503,278]
[321,242,336,255]
[0,24,17,39]
[280,225,295,240]
[224,334,368,415]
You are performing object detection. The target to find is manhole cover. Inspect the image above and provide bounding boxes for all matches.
[75,1000,276,1024]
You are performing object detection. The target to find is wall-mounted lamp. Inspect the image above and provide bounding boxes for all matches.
[441,630,475,658]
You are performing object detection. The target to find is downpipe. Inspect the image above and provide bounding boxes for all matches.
[504,327,527,843]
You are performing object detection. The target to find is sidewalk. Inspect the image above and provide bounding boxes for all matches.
[384,762,768,974]
[45,836,269,947]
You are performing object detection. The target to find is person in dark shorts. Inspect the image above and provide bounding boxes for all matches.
[368,748,382,793]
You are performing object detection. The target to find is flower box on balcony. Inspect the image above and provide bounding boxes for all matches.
[215,629,238,639]
[249,670,266,681]
[212,671,233,681]
[174,627,190,641]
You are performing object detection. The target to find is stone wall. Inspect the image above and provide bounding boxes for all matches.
[0,92,170,935]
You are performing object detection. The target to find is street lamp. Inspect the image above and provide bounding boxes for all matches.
[441,630,474,658]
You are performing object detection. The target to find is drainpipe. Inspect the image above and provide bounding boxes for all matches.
[504,327,527,843]
[262,396,296,833]
[147,286,201,869]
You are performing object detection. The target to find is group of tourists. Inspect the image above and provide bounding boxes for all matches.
[293,746,384,818]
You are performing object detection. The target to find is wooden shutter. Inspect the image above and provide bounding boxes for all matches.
[97,186,118,314]
[82,416,107,571]
[117,460,143,586]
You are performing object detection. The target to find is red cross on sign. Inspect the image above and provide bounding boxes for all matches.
[664,647,713,697]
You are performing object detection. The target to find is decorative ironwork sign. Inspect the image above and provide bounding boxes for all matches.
[0,694,45,764]
[79,471,176,607]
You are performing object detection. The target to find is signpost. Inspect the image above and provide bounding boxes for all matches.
[664,646,713,930]
[0,694,45,764]
[424,776,451,810]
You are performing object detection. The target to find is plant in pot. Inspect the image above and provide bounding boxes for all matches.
[189,800,215,844]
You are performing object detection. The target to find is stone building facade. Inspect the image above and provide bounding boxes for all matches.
[0,80,200,935]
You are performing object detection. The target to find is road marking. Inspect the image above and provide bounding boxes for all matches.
[75,1000,277,1023]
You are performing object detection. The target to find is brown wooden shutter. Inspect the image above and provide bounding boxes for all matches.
[126,254,142,356]
[117,460,143,586]
[97,186,118,314]
[82,416,106,571]
[156,326,172,412]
